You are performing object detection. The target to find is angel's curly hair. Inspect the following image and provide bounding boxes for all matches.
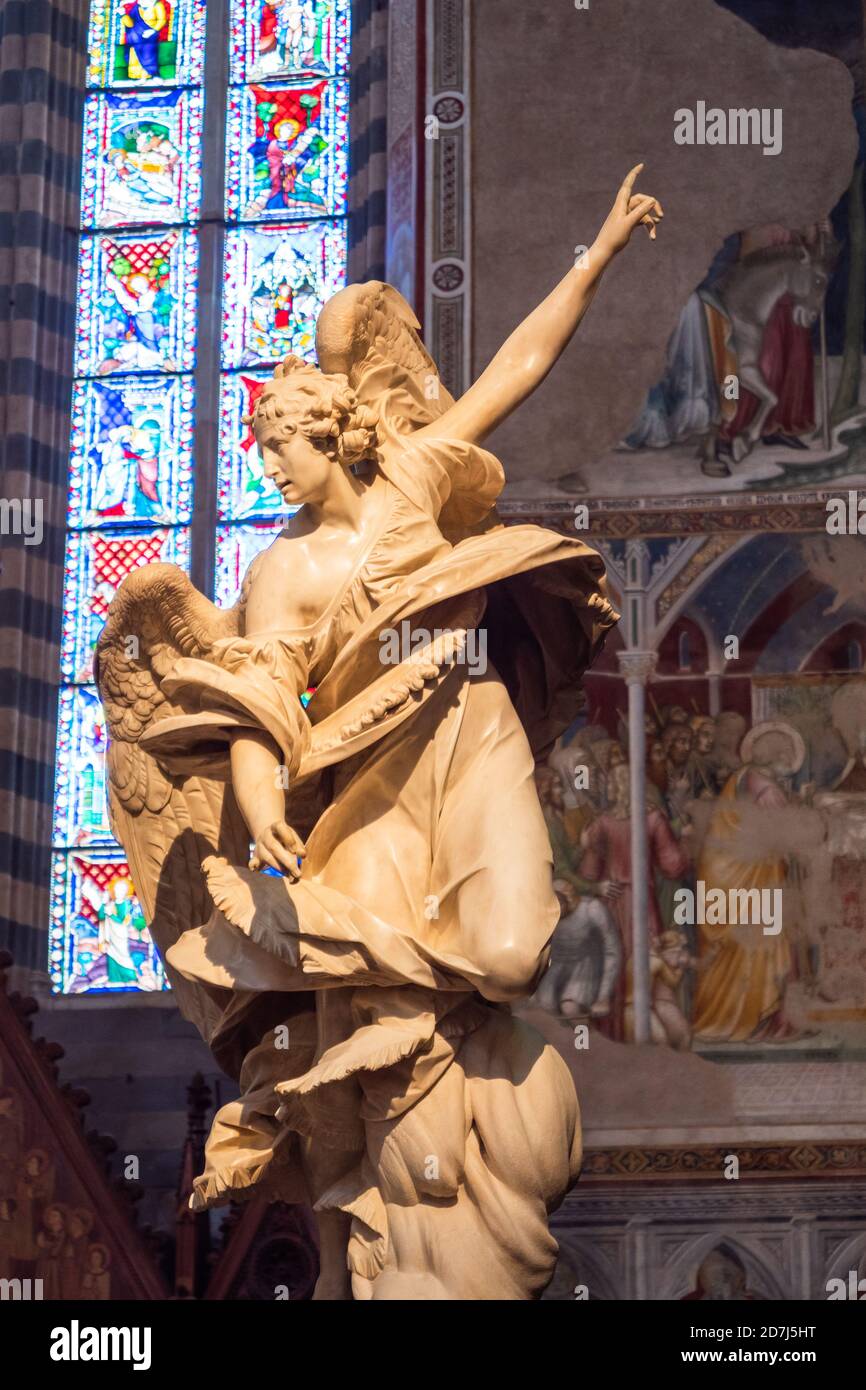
[248,354,378,468]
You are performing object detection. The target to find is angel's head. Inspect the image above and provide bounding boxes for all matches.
[250,355,377,507]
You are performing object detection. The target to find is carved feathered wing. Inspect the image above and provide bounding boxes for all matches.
[94,564,249,1043]
[316,280,455,441]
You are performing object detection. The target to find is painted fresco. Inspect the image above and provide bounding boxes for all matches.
[530,531,866,1059]
[503,3,866,1088]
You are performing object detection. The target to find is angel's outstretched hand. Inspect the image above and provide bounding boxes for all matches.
[595,164,663,259]
[249,820,306,879]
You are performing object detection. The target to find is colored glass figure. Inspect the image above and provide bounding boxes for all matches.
[218,371,283,519]
[61,528,190,683]
[87,0,207,89]
[68,376,194,528]
[76,229,198,376]
[214,519,290,606]
[53,688,113,848]
[230,0,350,83]
[81,89,203,229]
[50,853,165,994]
[225,78,348,221]
[222,221,346,368]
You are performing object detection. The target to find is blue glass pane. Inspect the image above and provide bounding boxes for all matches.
[68,375,195,528]
[53,686,113,848]
[81,89,204,230]
[225,78,349,221]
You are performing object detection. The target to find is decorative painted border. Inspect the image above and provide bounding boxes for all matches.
[498,497,832,540]
[425,0,471,398]
[580,1141,866,1184]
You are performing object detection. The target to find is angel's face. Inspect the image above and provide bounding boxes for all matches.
[256,417,335,506]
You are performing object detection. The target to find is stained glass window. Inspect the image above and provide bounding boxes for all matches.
[56,1,352,994]
[54,0,209,995]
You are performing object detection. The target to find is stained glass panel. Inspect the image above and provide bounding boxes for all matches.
[61,527,191,683]
[229,0,350,83]
[218,371,282,519]
[81,89,204,230]
[53,687,112,849]
[214,519,289,606]
[76,228,199,377]
[225,78,349,222]
[222,221,346,368]
[87,0,207,90]
[50,851,166,995]
[68,376,195,529]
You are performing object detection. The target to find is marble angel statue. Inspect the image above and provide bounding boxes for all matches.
[95,167,662,1300]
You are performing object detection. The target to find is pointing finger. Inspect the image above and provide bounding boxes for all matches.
[619,163,645,208]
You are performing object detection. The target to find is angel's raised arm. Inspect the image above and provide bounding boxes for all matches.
[423,166,662,447]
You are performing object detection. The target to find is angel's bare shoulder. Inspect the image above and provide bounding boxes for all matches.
[238,544,274,614]
[237,527,314,634]
[240,546,267,591]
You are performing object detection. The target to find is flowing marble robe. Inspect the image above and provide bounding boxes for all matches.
[120,434,618,1299]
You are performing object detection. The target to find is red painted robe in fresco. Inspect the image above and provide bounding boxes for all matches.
[719,293,816,443]
[580,808,690,955]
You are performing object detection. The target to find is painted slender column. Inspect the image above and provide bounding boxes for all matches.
[617,650,657,1045]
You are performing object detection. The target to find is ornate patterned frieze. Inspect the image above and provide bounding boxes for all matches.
[426,0,471,397]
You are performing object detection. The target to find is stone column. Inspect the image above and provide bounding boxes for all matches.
[617,650,658,1045]
[791,1215,816,1301]
[625,1215,654,1301]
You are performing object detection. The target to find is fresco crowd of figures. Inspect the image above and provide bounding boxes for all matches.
[533,684,866,1054]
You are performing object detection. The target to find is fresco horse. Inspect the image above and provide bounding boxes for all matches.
[699,236,836,468]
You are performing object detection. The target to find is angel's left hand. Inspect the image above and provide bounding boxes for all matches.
[595,164,663,258]
[249,820,306,879]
